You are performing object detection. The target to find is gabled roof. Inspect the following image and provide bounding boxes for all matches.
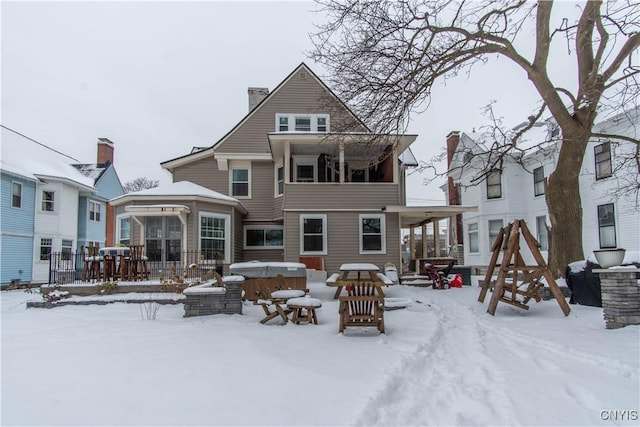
[161,62,370,171]
[0,126,95,191]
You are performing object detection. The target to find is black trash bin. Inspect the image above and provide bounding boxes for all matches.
[566,261,602,307]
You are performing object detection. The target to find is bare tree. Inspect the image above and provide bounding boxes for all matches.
[123,177,159,193]
[310,0,640,276]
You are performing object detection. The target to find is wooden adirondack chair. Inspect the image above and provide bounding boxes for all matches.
[338,283,385,333]
[253,279,305,324]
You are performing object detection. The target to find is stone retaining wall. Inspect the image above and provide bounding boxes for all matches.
[596,268,640,329]
[182,278,243,317]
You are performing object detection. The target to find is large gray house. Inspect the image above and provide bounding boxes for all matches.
[110,63,472,274]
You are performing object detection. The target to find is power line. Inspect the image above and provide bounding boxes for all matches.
[1,124,80,162]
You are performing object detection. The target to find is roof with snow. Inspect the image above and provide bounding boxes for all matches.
[0,126,95,190]
[72,163,111,183]
[110,181,245,213]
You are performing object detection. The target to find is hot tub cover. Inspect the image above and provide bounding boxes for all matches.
[229,261,307,278]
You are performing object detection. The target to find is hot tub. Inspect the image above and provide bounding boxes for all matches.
[229,261,307,300]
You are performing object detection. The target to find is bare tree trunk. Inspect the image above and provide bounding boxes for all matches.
[546,133,589,277]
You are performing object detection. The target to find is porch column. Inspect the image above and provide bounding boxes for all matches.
[421,223,427,260]
[409,226,415,267]
[284,142,291,184]
[339,141,345,183]
[178,212,188,253]
[433,219,440,257]
[132,216,145,245]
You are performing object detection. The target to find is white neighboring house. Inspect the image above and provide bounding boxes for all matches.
[445,106,639,268]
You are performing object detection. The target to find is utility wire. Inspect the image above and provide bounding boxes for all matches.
[1,124,80,162]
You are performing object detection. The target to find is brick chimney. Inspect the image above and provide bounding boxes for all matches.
[446,131,460,167]
[248,87,269,112]
[97,138,114,165]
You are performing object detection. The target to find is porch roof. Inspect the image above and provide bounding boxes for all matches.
[267,132,418,160]
[383,205,478,228]
[125,204,190,216]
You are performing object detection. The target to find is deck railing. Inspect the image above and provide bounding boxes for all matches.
[48,250,224,285]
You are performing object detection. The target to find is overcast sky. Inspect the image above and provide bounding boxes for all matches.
[2,1,579,204]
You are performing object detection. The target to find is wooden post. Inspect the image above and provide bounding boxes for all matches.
[520,221,570,316]
[487,220,521,315]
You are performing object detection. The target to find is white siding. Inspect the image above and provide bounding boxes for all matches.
[452,112,639,268]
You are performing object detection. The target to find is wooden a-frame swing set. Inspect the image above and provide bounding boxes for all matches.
[478,219,571,316]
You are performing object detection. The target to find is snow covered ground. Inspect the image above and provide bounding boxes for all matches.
[2,279,638,426]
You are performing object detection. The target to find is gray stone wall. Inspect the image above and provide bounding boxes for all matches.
[183,279,243,317]
[598,269,640,329]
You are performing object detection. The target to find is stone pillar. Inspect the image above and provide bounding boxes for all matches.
[596,268,640,329]
[182,276,244,317]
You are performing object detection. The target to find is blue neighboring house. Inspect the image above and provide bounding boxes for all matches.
[1,129,124,286]
[72,138,125,249]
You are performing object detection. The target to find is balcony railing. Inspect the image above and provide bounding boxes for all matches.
[48,250,224,285]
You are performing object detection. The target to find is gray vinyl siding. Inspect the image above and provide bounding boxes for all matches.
[215,69,367,155]
[273,196,284,220]
[242,249,284,263]
[284,211,401,274]
[233,209,244,264]
[284,183,401,210]
[242,161,275,220]
[172,157,229,195]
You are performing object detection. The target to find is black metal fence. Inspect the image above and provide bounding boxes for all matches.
[49,250,224,285]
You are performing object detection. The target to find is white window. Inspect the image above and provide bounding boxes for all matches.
[295,117,311,132]
[275,114,330,133]
[533,166,545,196]
[89,201,101,222]
[117,215,131,246]
[42,190,55,212]
[40,238,52,261]
[359,214,386,254]
[200,213,231,262]
[468,223,479,253]
[244,226,284,249]
[293,157,317,183]
[595,142,612,180]
[597,204,616,248]
[11,182,22,208]
[230,162,251,198]
[486,171,502,199]
[61,239,73,261]
[317,117,327,132]
[536,216,548,251]
[279,116,289,132]
[275,165,284,196]
[488,219,503,249]
[300,214,327,255]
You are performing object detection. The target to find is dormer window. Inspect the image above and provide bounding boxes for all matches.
[276,114,329,133]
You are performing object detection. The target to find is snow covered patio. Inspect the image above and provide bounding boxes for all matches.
[2,279,638,426]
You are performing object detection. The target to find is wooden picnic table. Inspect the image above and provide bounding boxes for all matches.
[326,263,393,299]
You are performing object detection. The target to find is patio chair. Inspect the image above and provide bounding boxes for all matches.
[338,284,385,333]
[81,245,102,282]
[128,245,149,281]
[253,279,305,324]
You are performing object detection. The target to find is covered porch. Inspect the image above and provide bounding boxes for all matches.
[383,205,478,275]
